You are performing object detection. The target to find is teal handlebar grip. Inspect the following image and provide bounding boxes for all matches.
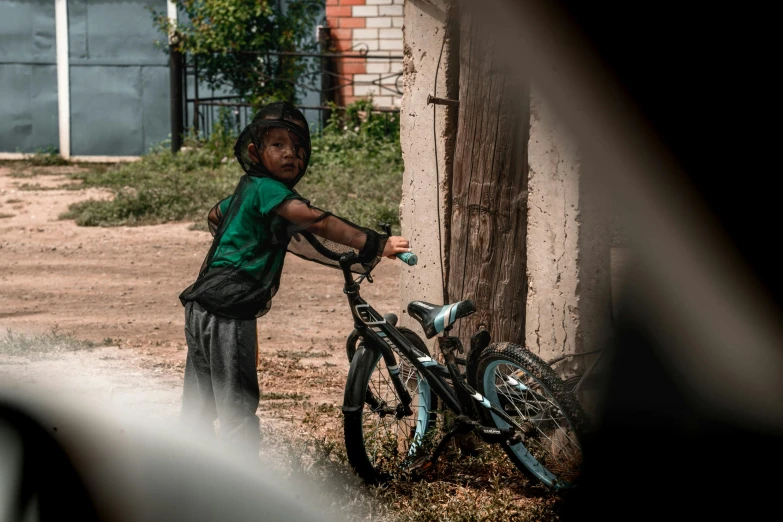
[396,252,418,266]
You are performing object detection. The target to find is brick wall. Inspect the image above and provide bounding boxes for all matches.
[325,0,404,108]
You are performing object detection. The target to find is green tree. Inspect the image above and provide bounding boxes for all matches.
[153,0,322,107]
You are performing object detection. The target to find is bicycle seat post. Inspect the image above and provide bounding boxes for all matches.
[438,332,464,367]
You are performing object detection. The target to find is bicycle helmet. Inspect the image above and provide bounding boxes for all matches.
[234,101,312,188]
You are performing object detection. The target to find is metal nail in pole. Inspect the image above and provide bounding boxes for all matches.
[427,94,460,107]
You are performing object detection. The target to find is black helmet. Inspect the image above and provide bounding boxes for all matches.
[234,101,312,187]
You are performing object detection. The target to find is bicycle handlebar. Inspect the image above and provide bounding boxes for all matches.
[396,252,418,266]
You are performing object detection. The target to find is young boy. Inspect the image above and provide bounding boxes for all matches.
[178,101,410,456]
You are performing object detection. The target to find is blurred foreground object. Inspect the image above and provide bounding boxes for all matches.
[0,389,334,522]
[454,0,783,517]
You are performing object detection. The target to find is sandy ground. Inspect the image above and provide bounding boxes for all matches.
[0,164,402,426]
[0,163,629,418]
[0,163,631,520]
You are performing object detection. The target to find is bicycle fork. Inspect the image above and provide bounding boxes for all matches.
[361,341,414,418]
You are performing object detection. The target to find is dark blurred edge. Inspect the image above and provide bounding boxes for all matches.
[457,0,782,518]
[538,0,781,518]
[3,1,780,519]
[0,401,101,521]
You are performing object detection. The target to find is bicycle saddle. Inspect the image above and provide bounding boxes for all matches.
[407,300,476,338]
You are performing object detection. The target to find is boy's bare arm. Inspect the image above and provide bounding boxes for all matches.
[276,199,410,258]
[207,202,223,236]
[207,196,233,236]
[276,199,365,248]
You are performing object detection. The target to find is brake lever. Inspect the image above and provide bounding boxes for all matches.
[378,222,393,236]
[354,273,374,284]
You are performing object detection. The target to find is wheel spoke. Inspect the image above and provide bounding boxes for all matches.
[481,352,584,487]
[358,351,433,473]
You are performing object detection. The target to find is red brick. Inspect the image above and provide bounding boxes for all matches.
[332,38,354,51]
[340,61,367,74]
[325,5,352,17]
[339,0,365,5]
[326,0,338,4]
[330,28,353,41]
[339,17,366,28]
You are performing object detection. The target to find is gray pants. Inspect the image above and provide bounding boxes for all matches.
[180,301,260,456]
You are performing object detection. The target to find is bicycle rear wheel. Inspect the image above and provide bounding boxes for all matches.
[343,328,437,484]
[474,342,588,489]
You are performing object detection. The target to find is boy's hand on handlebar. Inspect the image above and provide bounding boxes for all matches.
[383,236,411,259]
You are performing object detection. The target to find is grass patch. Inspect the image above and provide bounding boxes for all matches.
[262,406,565,522]
[26,147,71,167]
[0,327,110,357]
[7,166,78,179]
[16,182,58,191]
[0,213,14,219]
[0,148,70,176]
[277,349,331,360]
[8,169,38,178]
[259,391,310,401]
[5,199,22,204]
[59,101,403,231]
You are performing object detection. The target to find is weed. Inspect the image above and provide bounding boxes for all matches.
[277,349,331,360]
[17,183,57,191]
[259,409,564,522]
[27,147,70,167]
[0,327,111,357]
[58,100,403,231]
[259,391,310,401]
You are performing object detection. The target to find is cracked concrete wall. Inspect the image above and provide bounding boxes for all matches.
[398,0,458,346]
[525,92,613,377]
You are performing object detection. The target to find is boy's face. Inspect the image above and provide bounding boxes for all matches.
[248,128,305,182]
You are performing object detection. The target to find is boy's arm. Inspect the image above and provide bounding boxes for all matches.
[276,199,410,259]
[207,196,232,236]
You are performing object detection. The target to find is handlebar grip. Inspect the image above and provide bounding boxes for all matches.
[396,252,418,266]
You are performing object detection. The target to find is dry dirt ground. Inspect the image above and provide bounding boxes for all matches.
[0,163,401,431]
[0,163,628,519]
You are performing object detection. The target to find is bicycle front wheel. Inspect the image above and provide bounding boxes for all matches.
[474,342,588,490]
[343,327,437,484]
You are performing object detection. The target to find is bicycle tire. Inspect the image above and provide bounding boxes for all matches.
[473,342,589,490]
[343,327,437,484]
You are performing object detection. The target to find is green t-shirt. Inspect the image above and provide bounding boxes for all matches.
[178,175,304,319]
[209,176,300,279]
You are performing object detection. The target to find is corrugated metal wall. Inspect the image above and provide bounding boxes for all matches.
[0,0,170,156]
[67,0,170,156]
[0,1,323,157]
[0,0,60,153]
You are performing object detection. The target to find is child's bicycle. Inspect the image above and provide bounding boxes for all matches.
[337,229,591,490]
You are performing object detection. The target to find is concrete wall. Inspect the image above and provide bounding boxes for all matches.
[398,0,457,347]
[525,92,612,375]
[399,4,612,370]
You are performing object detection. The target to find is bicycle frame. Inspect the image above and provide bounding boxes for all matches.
[339,254,530,434]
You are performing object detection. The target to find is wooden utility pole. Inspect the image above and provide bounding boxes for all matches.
[446,11,530,347]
